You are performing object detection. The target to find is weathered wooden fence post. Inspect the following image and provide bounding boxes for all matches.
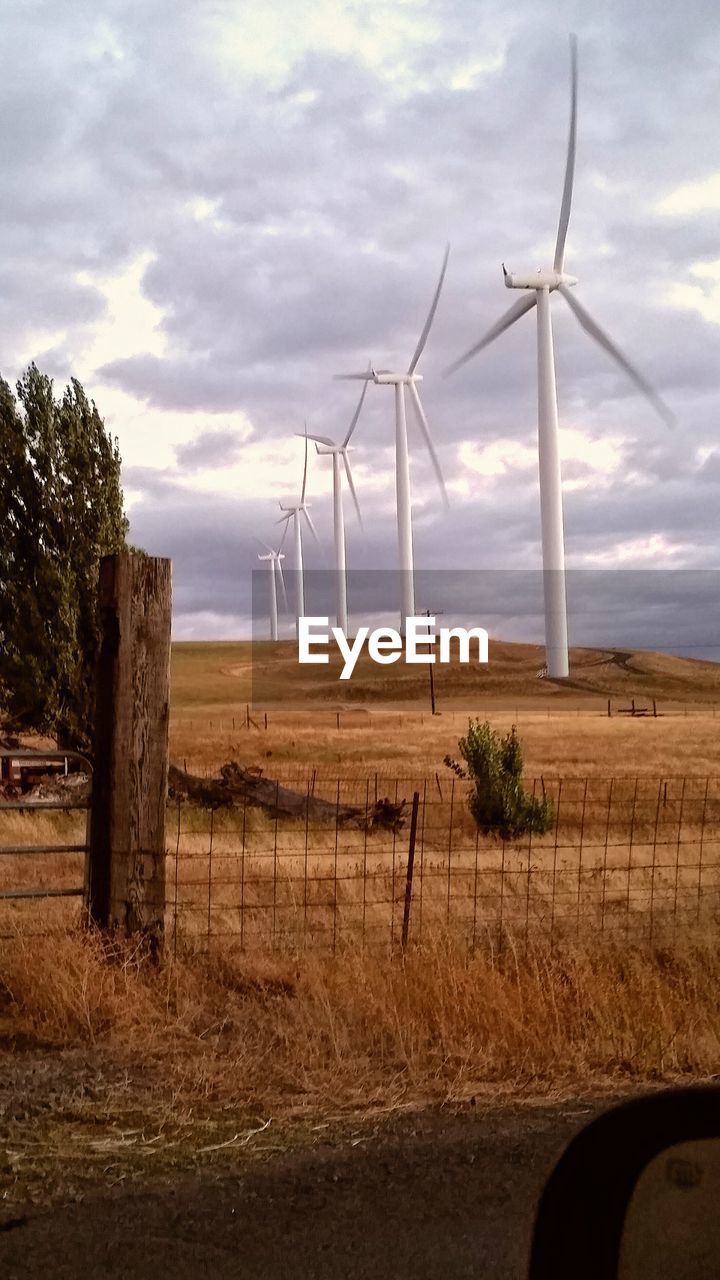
[88,554,172,942]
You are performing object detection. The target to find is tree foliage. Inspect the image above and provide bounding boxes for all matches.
[0,364,128,745]
[444,719,554,840]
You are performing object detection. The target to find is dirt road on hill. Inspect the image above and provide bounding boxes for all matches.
[0,1097,621,1279]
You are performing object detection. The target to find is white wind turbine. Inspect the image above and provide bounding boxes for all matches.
[445,36,674,680]
[277,431,322,637]
[256,537,287,641]
[337,245,451,629]
[300,377,368,634]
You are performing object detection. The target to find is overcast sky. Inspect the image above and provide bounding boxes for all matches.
[1,0,719,649]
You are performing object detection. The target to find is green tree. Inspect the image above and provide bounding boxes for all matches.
[0,363,128,746]
[444,719,553,840]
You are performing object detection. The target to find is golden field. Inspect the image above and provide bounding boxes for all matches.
[2,638,720,1205]
[3,636,720,944]
[168,638,720,780]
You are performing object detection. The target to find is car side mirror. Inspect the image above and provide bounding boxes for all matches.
[528,1086,720,1278]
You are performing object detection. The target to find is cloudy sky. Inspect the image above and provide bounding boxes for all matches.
[1,0,719,649]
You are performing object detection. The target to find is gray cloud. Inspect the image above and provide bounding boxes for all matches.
[174,428,244,469]
[1,0,719,636]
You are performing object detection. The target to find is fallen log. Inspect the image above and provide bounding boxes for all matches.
[167,762,407,832]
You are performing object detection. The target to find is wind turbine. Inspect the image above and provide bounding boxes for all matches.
[277,430,321,637]
[300,376,368,634]
[256,537,287,641]
[337,244,451,629]
[445,36,674,680]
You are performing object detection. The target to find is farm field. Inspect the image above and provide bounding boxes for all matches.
[169,638,720,780]
[4,637,720,947]
[2,637,720,1238]
[171,636,720,711]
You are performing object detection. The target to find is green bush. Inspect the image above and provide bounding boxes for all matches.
[444,719,553,840]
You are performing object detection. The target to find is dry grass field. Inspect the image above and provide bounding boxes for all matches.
[171,638,720,710]
[2,922,720,1214]
[2,638,720,1209]
[3,636,720,944]
[169,639,720,780]
[2,926,720,1118]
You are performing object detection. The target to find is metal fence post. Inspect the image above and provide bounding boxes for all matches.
[401,791,421,950]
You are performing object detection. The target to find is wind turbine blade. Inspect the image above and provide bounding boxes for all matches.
[275,512,293,528]
[255,537,274,553]
[558,286,675,429]
[407,381,449,508]
[300,427,309,503]
[553,34,578,272]
[342,450,363,528]
[443,293,537,377]
[343,366,371,447]
[334,372,375,381]
[302,508,322,549]
[299,431,335,447]
[275,557,289,612]
[277,519,290,553]
[407,242,451,375]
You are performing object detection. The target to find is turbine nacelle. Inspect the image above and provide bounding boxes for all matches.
[314,442,354,456]
[373,371,423,386]
[502,265,578,291]
[278,501,312,515]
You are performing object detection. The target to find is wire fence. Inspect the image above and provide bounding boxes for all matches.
[2,771,719,950]
[169,701,720,739]
[168,775,720,953]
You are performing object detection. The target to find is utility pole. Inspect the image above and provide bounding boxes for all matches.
[421,607,443,715]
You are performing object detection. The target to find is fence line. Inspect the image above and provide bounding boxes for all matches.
[2,771,719,950]
[167,774,720,953]
[168,701,720,737]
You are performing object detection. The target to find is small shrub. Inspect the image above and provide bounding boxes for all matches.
[444,719,554,839]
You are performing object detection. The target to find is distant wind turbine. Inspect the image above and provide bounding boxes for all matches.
[277,430,322,637]
[301,376,368,634]
[337,244,451,629]
[256,536,287,642]
[445,36,674,680]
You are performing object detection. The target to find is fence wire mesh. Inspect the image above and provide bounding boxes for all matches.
[167,775,720,952]
[2,771,718,949]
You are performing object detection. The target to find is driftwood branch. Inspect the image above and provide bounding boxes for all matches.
[167,762,407,831]
[1,757,409,834]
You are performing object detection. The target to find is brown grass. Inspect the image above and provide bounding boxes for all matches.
[3,770,719,944]
[9,923,718,1210]
[2,643,719,1208]
[168,637,720,778]
[170,707,720,781]
[172,639,720,708]
[2,927,719,1110]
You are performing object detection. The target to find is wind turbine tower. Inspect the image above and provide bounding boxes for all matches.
[303,377,368,633]
[277,431,321,638]
[256,543,286,641]
[445,37,673,679]
[337,245,451,629]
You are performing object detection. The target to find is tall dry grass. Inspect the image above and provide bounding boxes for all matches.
[1,927,719,1110]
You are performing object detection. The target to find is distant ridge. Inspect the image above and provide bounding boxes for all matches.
[171,639,720,709]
